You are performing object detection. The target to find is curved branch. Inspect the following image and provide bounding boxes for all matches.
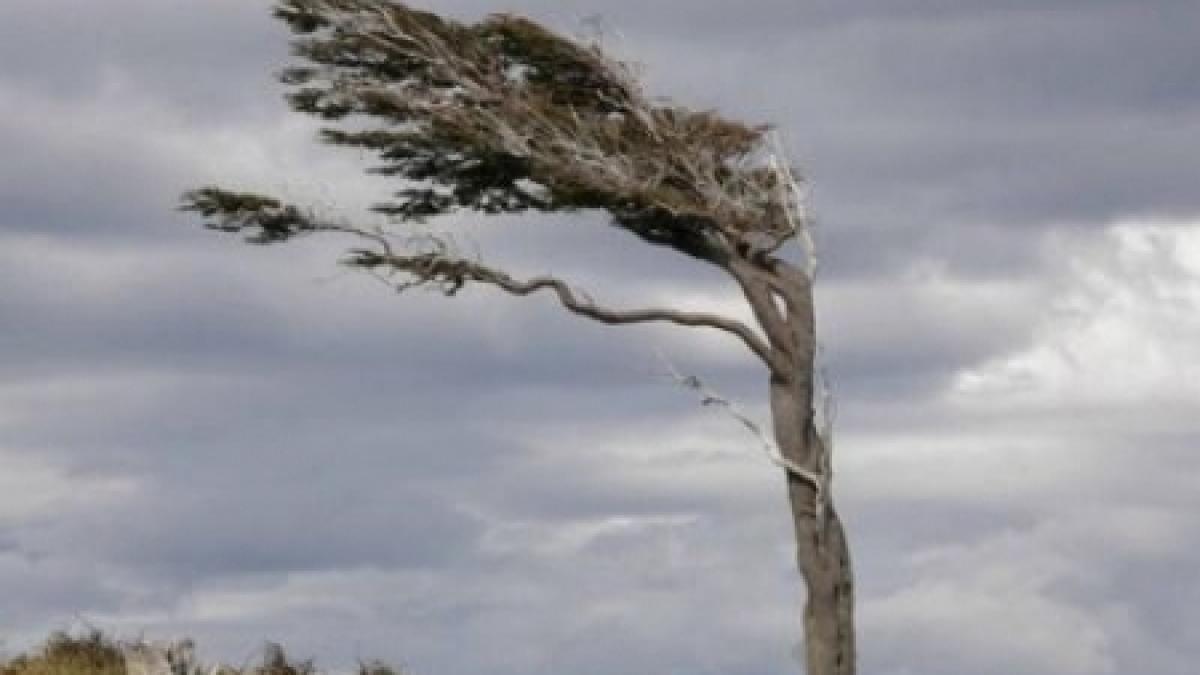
[351,247,779,371]
[520,274,774,366]
[180,186,781,371]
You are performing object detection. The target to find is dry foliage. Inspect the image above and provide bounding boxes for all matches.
[187,0,811,264]
[1,633,124,675]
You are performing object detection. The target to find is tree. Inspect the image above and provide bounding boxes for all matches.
[182,1,855,673]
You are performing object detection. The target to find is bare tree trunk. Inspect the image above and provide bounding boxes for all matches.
[790,480,855,675]
[771,375,856,675]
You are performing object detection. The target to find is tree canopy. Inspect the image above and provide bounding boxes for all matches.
[184,0,810,267]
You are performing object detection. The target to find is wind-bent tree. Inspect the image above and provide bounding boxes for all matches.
[183,1,855,673]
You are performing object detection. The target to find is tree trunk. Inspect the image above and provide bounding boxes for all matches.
[789,482,855,675]
[772,375,856,675]
[728,255,856,672]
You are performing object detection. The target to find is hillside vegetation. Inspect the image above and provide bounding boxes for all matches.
[1,632,402,675]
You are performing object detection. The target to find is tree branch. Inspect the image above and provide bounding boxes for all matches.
[656,355,826,516]
[180,187,776,368]
[350,245,778,370]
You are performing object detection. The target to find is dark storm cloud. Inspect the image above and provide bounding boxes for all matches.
[0,554,129,622]
[0,225,742,588]
[576,0,1200,275]
[34,479,485,580]
[0,108,181,238]
[0,0,283,120]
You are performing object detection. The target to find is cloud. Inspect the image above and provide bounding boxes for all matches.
[956,220,1200,408]
[862,528,1119,675]
[0,450,136,525]
[859,498,1199,675]
[1,1,1199,673]
[841,219,1200,674]
[0,0,282,119]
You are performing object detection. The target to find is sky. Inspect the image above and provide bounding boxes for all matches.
[1,1,1199,674]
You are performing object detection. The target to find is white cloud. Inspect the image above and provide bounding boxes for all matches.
[0,450,136,523]
[821,260,1043,364]
[477,513,700,558]
[861,492,1199,675]
[515,408,796,506]
[847,220,1200,673]
[863,528,1118,675]
[955,220,1200,408]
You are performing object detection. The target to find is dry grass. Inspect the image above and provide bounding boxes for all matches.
[1,632,124,675]
[1,633,405,675]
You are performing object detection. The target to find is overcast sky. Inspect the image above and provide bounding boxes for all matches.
[2,1,1199,674]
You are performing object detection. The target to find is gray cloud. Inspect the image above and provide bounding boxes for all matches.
[2,1,1198,674]
[0,0,283,119]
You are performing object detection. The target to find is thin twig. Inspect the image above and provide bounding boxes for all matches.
[654,352,823,493]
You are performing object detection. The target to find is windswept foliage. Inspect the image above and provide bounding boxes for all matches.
[186,0,807,262]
